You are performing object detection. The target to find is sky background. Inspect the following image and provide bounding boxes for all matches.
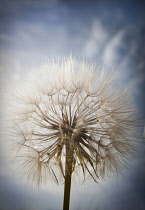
[0,0,145,210]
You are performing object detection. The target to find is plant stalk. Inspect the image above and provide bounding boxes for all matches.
[63,141,73,210]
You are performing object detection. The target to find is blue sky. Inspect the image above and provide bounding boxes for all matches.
[0,0,145,210]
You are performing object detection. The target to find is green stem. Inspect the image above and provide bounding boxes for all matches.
[63,142,73,210]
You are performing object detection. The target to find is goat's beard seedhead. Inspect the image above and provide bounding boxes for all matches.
[7,57,141,187]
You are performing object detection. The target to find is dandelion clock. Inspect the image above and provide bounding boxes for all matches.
[6,56,142,210]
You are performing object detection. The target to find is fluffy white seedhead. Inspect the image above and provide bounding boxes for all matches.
[6,56,142,187]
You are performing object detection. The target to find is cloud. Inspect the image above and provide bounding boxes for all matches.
[84,20,108,58]
[103,30,125,65]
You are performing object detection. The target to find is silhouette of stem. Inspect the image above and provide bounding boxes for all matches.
[63,140,74,210]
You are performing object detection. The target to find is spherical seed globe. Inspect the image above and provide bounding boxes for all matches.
[7,56,141,187]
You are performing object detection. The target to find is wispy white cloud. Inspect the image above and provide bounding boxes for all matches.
[103,30,125,65]
[84,19,108,58]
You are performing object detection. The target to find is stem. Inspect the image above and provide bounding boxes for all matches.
[63,141,74,210]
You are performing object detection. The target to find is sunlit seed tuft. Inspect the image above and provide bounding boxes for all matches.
[6,56,142,186]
